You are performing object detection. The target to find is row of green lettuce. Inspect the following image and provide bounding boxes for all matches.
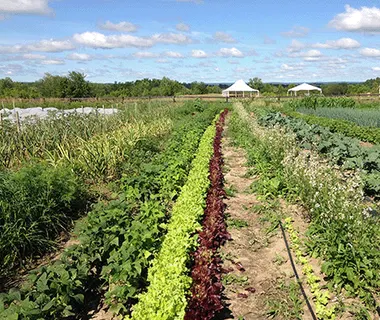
[130,114,218,320]
[230,103,379,317]
[0,102,225,319]
[258,112,380,196]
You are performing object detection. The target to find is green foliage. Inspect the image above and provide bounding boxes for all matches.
[227,217,249,229]
[285,96,357,110]
[259,112,380,196]
[296,107,380,128]
[0,163,87,275]
[266,279,304,320]
[287,110,380,144]
[0,101,223,319]
[230,103,380,312]
[130,117,217,320]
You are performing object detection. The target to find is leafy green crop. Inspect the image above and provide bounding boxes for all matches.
[130,116,218,320]
[0,163,87,276]
[287,110,380,144]
[0,101,224,319]
[259,112,380,196]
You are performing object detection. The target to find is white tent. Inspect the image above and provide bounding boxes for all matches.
[222,79,259,98]
[287,83,322,96]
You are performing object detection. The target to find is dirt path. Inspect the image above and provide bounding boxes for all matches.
[220,134,313,320]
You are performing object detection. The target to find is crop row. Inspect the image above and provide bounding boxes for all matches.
[285,96,357,110]
[286,110,380,144]
[0,102,224,319]
[229,103,379,316]
[184,109,229,319]
[258,112,380,196]
[130,113,222,319]
[296,107,380,129]
[0,100,175,171]
[0,118,170,279]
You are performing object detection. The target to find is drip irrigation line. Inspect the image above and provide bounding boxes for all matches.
[279,220,318,320]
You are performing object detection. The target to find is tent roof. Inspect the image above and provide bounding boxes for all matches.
[288,83,322,92]
[223,79,259,92]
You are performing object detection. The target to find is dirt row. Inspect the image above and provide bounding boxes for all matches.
[219,133,315,320]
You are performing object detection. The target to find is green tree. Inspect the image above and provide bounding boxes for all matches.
[248,77,264,91]
[66,72,91,98]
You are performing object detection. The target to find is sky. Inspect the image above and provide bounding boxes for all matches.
[1,0,380,83]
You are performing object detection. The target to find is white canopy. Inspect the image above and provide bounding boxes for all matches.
[222,79,259,97]
[287,83,322,96]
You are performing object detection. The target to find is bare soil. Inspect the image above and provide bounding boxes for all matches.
[219,137,314,320]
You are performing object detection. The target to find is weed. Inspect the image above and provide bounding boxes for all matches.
[266,279,304,319]
[225,184,238,197]
[222,274,249,286]
[227,218,249,229]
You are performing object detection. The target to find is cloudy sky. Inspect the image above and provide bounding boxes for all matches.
[1,0,380,83]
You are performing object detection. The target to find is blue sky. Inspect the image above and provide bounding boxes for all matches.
[1,0,380,83]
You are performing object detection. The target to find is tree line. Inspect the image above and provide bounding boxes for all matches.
[1,72,379,98]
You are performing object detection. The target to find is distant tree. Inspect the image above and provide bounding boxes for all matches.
[321,83,348,95]
[66,72,91,98]
[190,82,207,94]
[248,77,264,91]
[38,73,68,98]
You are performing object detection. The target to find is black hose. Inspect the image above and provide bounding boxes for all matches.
[279,220,318,320]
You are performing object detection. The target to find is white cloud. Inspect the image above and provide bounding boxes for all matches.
[73,32,154,48]
[212,31,237,43]
[133,51,159,58]
[67,53,92,61]
[372,67,380,71]
[312,38,360,49]
[191,49,208,58]
[28,40,74,52]
[287,39,305,53]
[23,53,46,60]
[217,47,244,57]
[41,59,65,65]
[282,26,309,38]
[99,21,138,32]
[280,63,305,71]
[176,22,190,32]
[0,0,53,15]
[329,5,380,32]
[164,51,183,58]
[300,49,322,61]
[360,48,380,57]
[0,39,74,53]
[290,49,322,61]
[151,33,193,44]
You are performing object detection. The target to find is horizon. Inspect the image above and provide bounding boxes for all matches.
[1,1,380,83]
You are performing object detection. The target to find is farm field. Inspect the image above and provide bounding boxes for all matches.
[0,99,379,320]
[296,107,380,128]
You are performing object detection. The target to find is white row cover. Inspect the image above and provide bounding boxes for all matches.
[287,83,322,96]
[0,107,117,122]
[222,79,259,97]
